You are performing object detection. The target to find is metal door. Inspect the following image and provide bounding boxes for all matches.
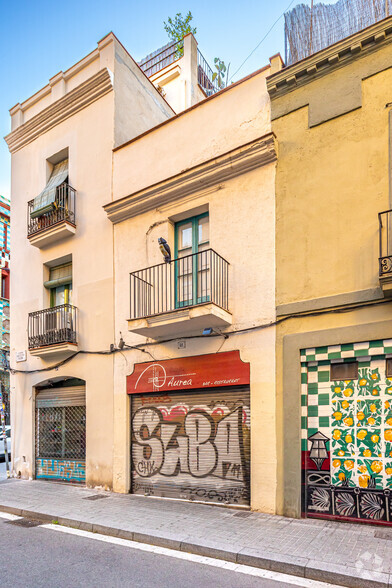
[131,387,250,505]
[35,386,86,483]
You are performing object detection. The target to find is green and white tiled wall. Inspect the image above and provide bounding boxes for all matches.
[302,339,392,487]
[301,339,392,451]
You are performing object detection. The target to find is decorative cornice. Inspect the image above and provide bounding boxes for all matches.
[267,16,392,99]
[104,134,276,224]
[5,68,113,153]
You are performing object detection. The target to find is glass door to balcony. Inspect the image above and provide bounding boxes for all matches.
[47,263,73,343]
[175,213,210,308]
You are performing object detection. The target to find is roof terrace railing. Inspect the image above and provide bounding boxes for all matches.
[197,49,220,96]
[139,40,184,78]
[139,41,220,97]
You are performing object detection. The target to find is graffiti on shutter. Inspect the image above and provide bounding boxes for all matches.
[131,387,250,505]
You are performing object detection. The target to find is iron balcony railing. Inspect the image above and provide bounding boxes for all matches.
[28,304,78,349]
[197,49,220,96]
[27,183,76,237]
[139,40,184,78]
[130,248,229,320]
[379,209,392,277]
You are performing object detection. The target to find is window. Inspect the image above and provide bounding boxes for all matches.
[1,271,9,300]
[45,263,72,307]
[330,361,358,381]
[31,159,68,219]
[3,224,9,253]
[174,213,210,307]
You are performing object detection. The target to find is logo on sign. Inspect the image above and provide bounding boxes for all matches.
[135,363,195,391]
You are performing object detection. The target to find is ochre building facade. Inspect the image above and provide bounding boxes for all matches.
[268,16,392,525]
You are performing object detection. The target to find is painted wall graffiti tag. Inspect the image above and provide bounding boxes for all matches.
[36,458,85,482]
[131,390,250,505]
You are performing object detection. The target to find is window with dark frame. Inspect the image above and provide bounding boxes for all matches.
[330,361,359,381]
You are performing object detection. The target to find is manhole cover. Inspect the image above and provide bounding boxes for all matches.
[233,511,252,518]
[83,494,108,501]
[5,518,42,528]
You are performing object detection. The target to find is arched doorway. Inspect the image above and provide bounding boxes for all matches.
[35,377,86,483]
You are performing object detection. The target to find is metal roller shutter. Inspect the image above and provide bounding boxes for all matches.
[35,386,86,483]
[131,386,250,506]
[36,386,85,407]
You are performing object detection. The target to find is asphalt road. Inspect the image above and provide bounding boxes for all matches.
[0,515,327,588]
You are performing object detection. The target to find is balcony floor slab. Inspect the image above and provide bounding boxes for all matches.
[28,221,76,248]
[29,343,78,359]
[127,303,232,340]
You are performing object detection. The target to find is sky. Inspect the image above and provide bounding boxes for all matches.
[0,0,337,199]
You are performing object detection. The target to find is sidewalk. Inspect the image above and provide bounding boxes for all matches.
[0,478,391,588]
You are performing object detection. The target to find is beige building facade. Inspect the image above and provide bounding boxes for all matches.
[6,33,174,488]
[6,33,278,512]
[106,65,277,511]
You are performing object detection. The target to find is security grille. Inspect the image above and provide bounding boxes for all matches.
[35,387,85,462]
[35,405,86,459]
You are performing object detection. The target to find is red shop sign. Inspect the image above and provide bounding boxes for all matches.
[127,350,250,394]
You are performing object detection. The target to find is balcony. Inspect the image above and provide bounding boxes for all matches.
[28,304,78,358]
[379,209,392,295]
[27,183,76,248]
[128,249,231,339]
[139,39,220,98]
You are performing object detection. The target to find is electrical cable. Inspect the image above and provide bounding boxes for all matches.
[230,0,296,83]
[123,343,156,362]
[8,295,392,375]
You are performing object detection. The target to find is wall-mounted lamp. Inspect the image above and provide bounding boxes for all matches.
[202,327,229,339]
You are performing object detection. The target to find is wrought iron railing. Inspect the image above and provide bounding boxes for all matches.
[130,249,229,319]
[197,49,220,96]
[28,304,78,349]
[139,40,184,78]
[27,183,76,237]
[379,209,392,277]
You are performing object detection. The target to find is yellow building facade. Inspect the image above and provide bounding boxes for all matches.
[268,17,392,524]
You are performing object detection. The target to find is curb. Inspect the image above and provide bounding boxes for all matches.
[0,504,389,588]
